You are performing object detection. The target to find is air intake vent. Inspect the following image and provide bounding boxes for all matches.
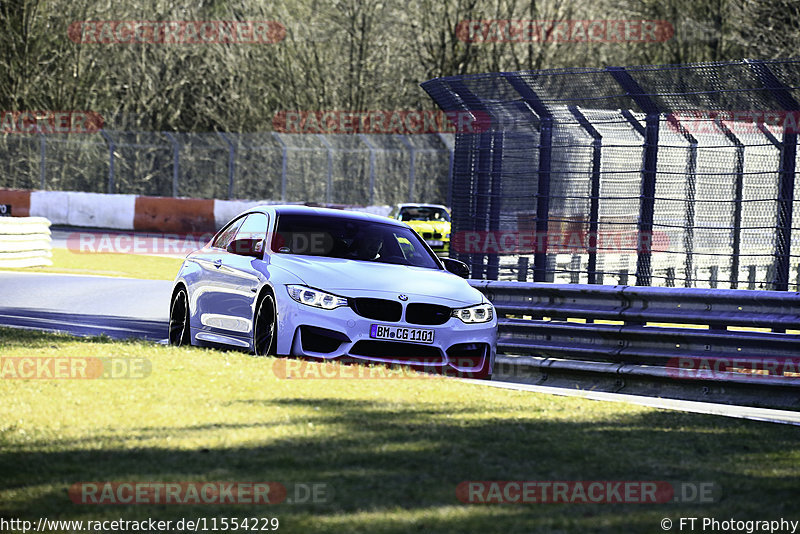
[405,303,451,325]
[350,298,402,322]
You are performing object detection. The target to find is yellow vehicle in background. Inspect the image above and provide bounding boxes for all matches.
[388,203,451,257]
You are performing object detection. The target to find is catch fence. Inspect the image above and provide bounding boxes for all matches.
[422,58,800,291]
[0,132,453,207]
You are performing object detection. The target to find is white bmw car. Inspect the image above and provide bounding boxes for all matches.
[169,206,496,378]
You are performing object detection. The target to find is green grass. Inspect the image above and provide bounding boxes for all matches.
[1,327,799,533]
[0,249,182,280]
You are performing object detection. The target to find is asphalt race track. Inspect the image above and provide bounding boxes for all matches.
[0,272,171,340]
[3,271,799,425]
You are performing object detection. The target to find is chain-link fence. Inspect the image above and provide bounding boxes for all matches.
[422,58,800,291]
[0,132,454,206]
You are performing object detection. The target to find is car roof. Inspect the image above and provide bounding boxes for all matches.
[396,203,450,209]
[242,204,403,226]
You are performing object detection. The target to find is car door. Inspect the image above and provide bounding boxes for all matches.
[215,212,270,343]
[191,215,247,342]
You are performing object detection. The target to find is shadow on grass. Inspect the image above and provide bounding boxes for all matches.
[1,395,799,533]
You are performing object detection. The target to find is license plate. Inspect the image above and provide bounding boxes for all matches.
[426,240,444,247]
[370,324,435,344]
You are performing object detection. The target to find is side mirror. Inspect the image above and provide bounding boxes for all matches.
[442,258,470,278]
[227,238,264,258]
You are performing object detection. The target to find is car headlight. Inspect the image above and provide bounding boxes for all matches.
[287,285,348,310]
[452,303,494,323]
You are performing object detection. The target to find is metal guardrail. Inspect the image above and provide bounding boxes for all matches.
[0,217,52,268]
[470,280,800,410]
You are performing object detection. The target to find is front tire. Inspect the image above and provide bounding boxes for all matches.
[253,293,277,356]
[169,288,191,346]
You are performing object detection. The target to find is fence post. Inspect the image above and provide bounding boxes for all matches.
[608,66,661,287]
[505,73,553,283]
[517,256,529,282]
[163,132,180,197]
[715,117,745,289]
[316,134,334,204]
[437,132,455,208]
[570,254,581,284]
[38,133,46,189]
[569,106,602,284]
[747,59,799,291]
[710,265,719,288]
[217,132,236,199]
[486,131,503,280]
[357,134,377,205]
[99,130,116,194]
[665,114,698,288]
[398,135,417,203]
[445,79,492,278]
[271,132,288,202]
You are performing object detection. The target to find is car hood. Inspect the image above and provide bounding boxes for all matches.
[269,254,481,305]
[406,220,450,234]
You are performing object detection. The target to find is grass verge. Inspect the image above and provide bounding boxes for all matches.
[1,327,798,533]
[0,249,183,280]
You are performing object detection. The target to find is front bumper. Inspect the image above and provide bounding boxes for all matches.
[277,292,496,377]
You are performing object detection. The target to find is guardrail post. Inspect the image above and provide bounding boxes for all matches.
[747,59,799,291]
[608,67,661,287]
[569,106,602,284]
[748,265,757,289]
[505,73,553,283]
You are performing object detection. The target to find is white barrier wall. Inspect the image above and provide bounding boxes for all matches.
[0,217,53,268]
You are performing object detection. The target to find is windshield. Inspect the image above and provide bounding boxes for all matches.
[398,206,450,222]
[272,214,441,269]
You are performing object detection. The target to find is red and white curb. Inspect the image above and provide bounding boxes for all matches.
[0,189,390,233]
